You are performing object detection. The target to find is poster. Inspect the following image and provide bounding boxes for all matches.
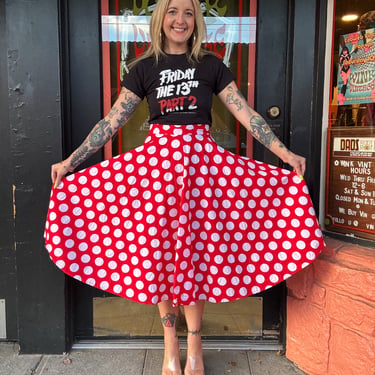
[325,127,375,241]
[337,28,375,105]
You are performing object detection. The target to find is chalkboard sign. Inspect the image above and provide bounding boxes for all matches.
[325,127,375,241]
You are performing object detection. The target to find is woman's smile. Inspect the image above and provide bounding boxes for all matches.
[162,0,195,54]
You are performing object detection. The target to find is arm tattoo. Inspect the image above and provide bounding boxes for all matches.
[89,119,113,148]
[69,90,141,169]
[70,145,89,169]
[161,313,177,328]
[249,115,280,149]
[225,86,244,111]
[107,107,118,119]
[70,119,113,169]
[117,93,140,127]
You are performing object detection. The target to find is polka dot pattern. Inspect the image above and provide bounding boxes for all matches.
[44,124,325,306]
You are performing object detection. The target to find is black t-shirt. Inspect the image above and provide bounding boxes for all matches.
[122,53,234,125]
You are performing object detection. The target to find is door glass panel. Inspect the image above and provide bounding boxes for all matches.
[94,297,262,337]
[97,0,261,338]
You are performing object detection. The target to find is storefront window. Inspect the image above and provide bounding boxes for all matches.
[325,1,375,241]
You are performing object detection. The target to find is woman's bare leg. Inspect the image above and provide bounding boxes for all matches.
[184,301,205,375]
[158,300,181,375]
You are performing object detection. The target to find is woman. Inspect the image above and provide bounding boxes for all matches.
[46,0,324,374]
[338,46,351,105]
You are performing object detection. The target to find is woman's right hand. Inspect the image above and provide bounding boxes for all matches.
[51,160,74,189]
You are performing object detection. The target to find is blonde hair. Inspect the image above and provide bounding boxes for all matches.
[131,0,209,66]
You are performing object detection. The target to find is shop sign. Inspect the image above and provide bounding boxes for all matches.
[325,127,375,241]
[101,15,256,44]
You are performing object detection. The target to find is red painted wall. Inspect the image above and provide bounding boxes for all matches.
[286,237,375,375]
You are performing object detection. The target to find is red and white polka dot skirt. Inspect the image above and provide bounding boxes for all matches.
[44,124,325,306]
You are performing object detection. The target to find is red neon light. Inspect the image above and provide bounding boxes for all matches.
[101,0,113,160]
[246,0,257,158]
[116,0,122,154]
[236,0,244,154]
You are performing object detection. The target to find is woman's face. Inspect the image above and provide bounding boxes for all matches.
[162,0,195,54]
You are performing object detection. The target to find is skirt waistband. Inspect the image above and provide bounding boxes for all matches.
[149,124,210,136]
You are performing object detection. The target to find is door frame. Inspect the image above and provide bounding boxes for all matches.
[60,0,327,349]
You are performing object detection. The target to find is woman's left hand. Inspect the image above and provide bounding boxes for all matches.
[285,152,306,177]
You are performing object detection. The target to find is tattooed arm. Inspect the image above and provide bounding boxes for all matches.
[51,87,142,187]
[218,81,306,176]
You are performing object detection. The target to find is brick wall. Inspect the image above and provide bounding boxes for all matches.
[286,236,375,375]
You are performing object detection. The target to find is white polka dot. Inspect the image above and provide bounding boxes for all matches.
[102,170,111,179]
[306,251,316,260]
[299,196,308,205]
[301,229,311,238]
[87,278,96,286]
[113,285,123,294]
[295,208,305,217]
[84,266,93,275]
[277,220,287,228]
[231,276,240,285]
[226,288,235,297]
[237,287,247,297]
[268,241,278,251]
[251,253,260,262]
[278,252,287,261]
[292,252,302,261]
[70,263,79,273]
[274,263,283,272]
[305,218,315,227]
[270,274,279,283]
[100,281,109,290]
[311,240,321,249]
[288,263,297,272]
[126,289,134,298]
[260,264,269,273]
[297,241,306,250]
[89,167,98,176]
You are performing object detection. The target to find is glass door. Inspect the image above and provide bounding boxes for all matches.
[95,0,263,339]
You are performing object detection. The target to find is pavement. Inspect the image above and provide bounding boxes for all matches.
[0,342,307,375]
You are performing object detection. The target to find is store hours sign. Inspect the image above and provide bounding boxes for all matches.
[325,127,375,240]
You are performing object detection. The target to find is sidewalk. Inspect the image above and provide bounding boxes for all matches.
[0,342,306,375]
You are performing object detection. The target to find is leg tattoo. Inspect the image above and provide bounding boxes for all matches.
[161,313,177,328]
[187,329,201,335]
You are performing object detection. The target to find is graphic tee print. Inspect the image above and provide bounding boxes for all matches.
[122,53,234,125]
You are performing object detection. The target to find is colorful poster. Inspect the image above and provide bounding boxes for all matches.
[337,28,375,105]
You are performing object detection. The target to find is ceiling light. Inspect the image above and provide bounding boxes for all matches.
[342,14,359,22]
